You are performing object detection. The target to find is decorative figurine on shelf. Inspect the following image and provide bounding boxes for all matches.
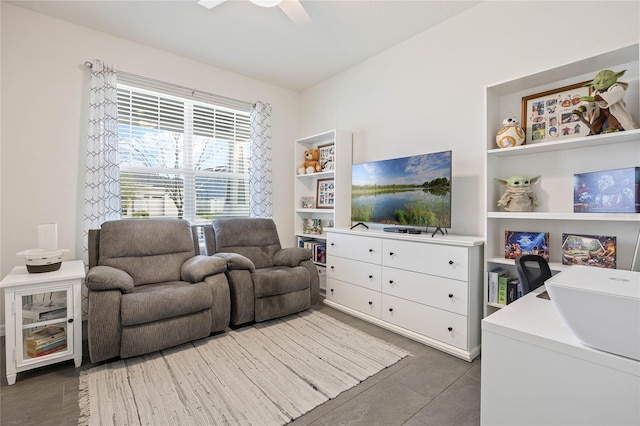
[496,175,540,212]
[572,69,638,135]
[297,148,321,175]
[496,116,526,148]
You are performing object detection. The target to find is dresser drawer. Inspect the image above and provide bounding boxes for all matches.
[382,239,468,281]
[381,267,468,316]
[381,294,468,350]
[327,232,382,264]
[326,278,381,319]
[326,255,381,292]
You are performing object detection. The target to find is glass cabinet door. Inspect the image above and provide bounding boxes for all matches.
[16,286,73,365]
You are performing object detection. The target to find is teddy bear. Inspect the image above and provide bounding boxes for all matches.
[297,148,321,174]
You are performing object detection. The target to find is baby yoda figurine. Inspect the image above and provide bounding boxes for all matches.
[572,69,638,135]
[496,175,540,212]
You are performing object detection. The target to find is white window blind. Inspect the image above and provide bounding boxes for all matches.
[117,84,251,226]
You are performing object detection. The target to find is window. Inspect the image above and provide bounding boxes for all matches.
[117,84,251,226]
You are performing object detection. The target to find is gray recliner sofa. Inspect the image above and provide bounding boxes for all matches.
[204,218,320,325]
[85,218,231,363]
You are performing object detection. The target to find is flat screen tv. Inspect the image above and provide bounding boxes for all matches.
[351,150,452,232]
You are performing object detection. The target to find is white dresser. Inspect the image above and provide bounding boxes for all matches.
[324,227,484,361]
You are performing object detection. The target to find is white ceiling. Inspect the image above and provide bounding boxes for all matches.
[9,0,480,91]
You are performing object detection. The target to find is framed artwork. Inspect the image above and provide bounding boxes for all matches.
[504,231,550,261]
[302,218,322,235]
[521,81,593,144]
[316,178,335,209]
[561,233,616,269]
[318,143,335,171]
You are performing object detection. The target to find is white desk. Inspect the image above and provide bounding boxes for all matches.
[481,287,640,426]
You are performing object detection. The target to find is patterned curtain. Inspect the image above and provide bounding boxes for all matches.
[249,102,273,217]
[82,60,121,313]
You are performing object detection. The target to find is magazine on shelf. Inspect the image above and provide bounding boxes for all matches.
[22,299,67,321]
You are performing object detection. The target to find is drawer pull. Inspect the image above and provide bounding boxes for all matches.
[330,289,334,294]
[68,318,74,323]
[368,275,373,279]
[448,293,454,298]
[388,308,394,312]
[447,327,453,332]
[448,260,454,265]
[389,280,394,284]
[369,248,373,253]
[389,252,394,256]
[330,265,334,270]
[368,301,373,305]
[331,242,335,246]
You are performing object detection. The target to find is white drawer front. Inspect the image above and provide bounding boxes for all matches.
[326,278,382,319]
[382,239,468,281]
[327,232,382,264]
[326,255,381,292]
[381,294,468,350]
[381,267,468,316]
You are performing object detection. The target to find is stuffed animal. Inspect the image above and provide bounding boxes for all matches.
[297,149,321,174]
[496,116,526,148]
[572,69,638,135]
[496,175,540,212]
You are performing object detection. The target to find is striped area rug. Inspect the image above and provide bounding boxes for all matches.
[78,310,410,425]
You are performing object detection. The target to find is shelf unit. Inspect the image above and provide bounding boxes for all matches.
[483,44,640,317]
[294,130,353,290]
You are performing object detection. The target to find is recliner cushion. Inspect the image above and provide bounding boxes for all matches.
[213,218,281,269]
[98,219,196,285]
[121,281,213,326]
[252,266,310,298]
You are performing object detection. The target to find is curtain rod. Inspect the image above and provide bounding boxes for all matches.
[83,61,255,110]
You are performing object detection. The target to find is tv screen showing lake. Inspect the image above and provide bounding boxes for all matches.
[351,151,451,228]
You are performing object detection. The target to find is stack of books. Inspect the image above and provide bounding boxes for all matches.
[299,239,327,265]
[22,299,67,321]
[25,325,67,358]
[487,267,522,305]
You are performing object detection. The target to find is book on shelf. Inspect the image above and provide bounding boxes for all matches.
[22,299,67,321]
[300,239,327,265]
[25,325,65,347]
[497,273,510,305]
[487,267,505,304]
[27,342,67,358]
[507,278,519,305]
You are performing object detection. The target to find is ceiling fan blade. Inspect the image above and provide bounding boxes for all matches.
[198,0,228,9]
[278,0,311,27]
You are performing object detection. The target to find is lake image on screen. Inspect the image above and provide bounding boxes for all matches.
[352,151,451,228]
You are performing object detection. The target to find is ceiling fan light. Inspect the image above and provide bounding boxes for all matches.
[250,0,282,7]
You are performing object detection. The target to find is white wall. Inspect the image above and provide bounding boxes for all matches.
[299,1,640,237]
[0,3,300,282]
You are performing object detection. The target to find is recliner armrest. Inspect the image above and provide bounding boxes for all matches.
[214,252,256,272]
[86,265,134,293]
[181,255,227,282]
[274,247,312,268]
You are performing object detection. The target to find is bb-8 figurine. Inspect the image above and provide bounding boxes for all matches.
[496,116,525,148]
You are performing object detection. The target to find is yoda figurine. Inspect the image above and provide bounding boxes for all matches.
[572,69,638,135]
[496,175,540,212]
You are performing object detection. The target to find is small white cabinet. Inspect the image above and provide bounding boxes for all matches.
[325,227,483,361]
[1,260,85,385]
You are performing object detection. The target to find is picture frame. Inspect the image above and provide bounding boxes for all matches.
[561,233,616,269]
[301,197,314,209]
[302,218,322,235]
[318,143,335,172]
[505,231,550,261]
[316,178,335,209]
[521,81,593,144]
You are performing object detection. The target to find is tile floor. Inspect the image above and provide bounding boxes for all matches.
[0,302,481,426]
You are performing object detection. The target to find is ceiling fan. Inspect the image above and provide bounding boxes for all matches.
[198,0,312,27]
